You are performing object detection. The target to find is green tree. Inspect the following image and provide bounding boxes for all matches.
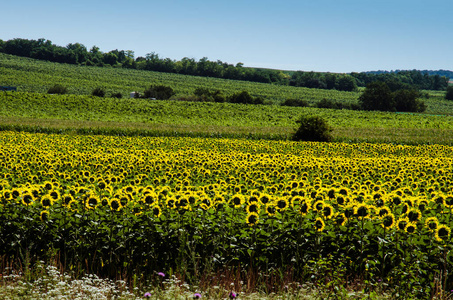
[446,86,453,101]
[143,85,175,99]
[359,82,394,111]
[393,89,425,112]
[336,75,357,91]
[292,115,333,142]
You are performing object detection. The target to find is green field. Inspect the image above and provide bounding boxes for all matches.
[2,53,453,299]
[1,91,453,144]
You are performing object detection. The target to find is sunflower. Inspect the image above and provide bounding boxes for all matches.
[377,206,391,218]
[177,196,190,210]
[445,195,453,208]
[21,191,35,206]
[230,194,245,209]
[381,213,395,229]
[142,193,158,206]
[417,199,429,212]
[396,217,410,231]
[152,205,162,218]
[298,200,311,216]
[276,197,288,211]
[435,224,451,242]
[246,203,260,214]
[314,217,325,232]
[405,223,417,234]
[259,194,271,205]
[42,181,53,191]
[425,216,439,232]
[11,188,20,200]
[335,195,347,206]
[40,210,49,222]
[334,213,347,226]
[62,194,74,206]
[109,198,122,211]
[265,203,277,216]
[40,194,54,208]
[86,194,100,210]
[166,197,176,209]
[354,203,370,219]
[407,208,421,223]
[312,200,324,213]
[246,212,259,226]
[322,203,334,219]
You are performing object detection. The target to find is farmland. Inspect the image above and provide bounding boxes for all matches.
[1,52,453,298]
[2,131,453,298]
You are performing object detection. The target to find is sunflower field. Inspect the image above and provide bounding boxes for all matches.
[1,131,453,297]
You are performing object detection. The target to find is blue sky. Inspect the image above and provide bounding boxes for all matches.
[2,0,452,73]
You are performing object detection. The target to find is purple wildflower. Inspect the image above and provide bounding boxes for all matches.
[193,293,202,299]
[229,291,237,299]
[157,272,165,278]
[144,292,151,298]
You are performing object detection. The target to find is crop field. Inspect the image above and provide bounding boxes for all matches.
[1,131,453,298]
[0,53,360,105]
[2,91,453,145]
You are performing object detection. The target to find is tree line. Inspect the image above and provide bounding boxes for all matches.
[0,38,449,91]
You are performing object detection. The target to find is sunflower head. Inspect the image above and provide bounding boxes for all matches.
[314,217,325,232]
[246,212,259,226]
[40,210,49,222]
[381,213,395,229]
[246,203,260,214]
[265,203,277,216]
[109,198,122,211]
[230,194,245,209]
[425,217,439,232]
[435,224,451,242]
[405,223,417,234]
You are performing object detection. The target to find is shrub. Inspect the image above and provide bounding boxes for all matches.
[281,98,309,107]
[393,89,425,112]
[446,86,453,101]
[229,90,264,104]
[143,85,175,100]
[91,87,106,97]
[47,84,68,95]
[110,92,122,99]
[359,81,425,112]
[192,88,225,102]
[292,115,333,142]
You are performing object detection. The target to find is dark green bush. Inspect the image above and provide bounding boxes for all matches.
[359,81,425,112]
[192,88,225,102]
[446,86,453,101]
[110,92,122,99]
[91,87,106,97]
[292,115,333,142]
[143,85,175,100]
[281,98,309,107]
[229,90,264,104]
[393,89,425,112]
[47,84,68,95]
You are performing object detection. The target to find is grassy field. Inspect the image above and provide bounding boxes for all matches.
[1,91,453,144]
